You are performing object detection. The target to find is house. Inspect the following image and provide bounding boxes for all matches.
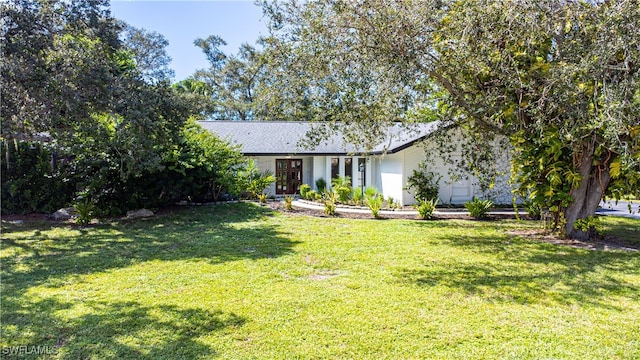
[198,121,514,205]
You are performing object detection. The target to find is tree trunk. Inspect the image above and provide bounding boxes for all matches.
[564,144,612,240]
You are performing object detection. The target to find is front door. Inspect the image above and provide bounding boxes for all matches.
[275,159,302,194]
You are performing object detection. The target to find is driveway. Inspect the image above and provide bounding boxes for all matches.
[597,200,640,219]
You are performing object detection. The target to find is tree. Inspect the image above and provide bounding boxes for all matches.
[121,24,175,83]
[193,36,270,120]
[1,0,194,214]
[262,0,640,240]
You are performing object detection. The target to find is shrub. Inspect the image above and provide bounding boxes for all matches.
[352,188,363,205]
[258,193,268,204]
[523,199,542,220]
[75,197,95,226]
[386,197,400,210]
[324,191,337,216]
[283,195,294,211]
[315,178,327,194]
[331,176,352,203]
[1,140,75,214]
[405,161,441,202]
[364,186,379,198]
[464,197,493,219]
[364,188,384,218]
[415,198,438,220]
[299,184,312,199]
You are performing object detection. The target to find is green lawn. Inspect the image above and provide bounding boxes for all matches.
[2,203,639,359]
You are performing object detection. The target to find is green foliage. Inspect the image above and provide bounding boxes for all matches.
[193,37,269,120]
[574,216,601,234]
[352,188,363,205]
[262,0,640,239]
[464,197,494,219]
[74,198,95,226]
[331,176,352,203]
[238,159,276,200]
[307,190,322,201]
[364,188,384,218]
[386,197,400,210]
[405,161,442,202]
[299,184,312,199]
[258,193,268,204]
[364,186,379,199]
[415,198,438,220]
[523,199,542,220]
[323,191,337,216]
[315,178,327,194]
[283,195,294,211]
[1,141,75,214]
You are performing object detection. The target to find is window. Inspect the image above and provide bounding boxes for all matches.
[344,158,353,182]
[331,158,339,180]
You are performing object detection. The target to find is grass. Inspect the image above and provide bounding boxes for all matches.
[2,203,639,359]
[599,216,640,246]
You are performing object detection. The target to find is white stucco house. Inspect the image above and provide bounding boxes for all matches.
[199,121,514,205]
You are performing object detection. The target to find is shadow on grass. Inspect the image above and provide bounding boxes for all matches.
[1,203,294,357]
[398,222,640,307]
[1,203,298,289]
[1,296,245,359]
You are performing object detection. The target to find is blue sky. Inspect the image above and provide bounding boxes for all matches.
[110,1,268,81]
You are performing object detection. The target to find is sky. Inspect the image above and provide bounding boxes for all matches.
[110,0,268,81]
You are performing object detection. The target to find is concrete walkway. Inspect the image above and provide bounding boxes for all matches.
[294,200,640,219]
[292,200,524,217]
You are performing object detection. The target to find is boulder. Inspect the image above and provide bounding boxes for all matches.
[126,208,154,219]
[51,207,75,221]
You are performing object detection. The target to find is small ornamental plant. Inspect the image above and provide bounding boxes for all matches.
[464,197,493,219]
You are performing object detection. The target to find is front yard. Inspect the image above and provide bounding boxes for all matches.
[1,203,639,359]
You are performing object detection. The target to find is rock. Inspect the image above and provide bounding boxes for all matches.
[126,208,154,219]
[51,208,75,221]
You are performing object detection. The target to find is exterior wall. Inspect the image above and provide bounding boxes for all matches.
[251,156,277,195]
[376,152,405,204]
[312,156,327,190]
[248,129,514,204]
[251,156,313,196]
[404,129,515,206]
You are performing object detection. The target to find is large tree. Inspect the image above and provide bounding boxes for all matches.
[1,0,193,214]
[262,0,640,239]
[193,36,271,120]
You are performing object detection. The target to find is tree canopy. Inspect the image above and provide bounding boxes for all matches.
[261,0,640,239]
[1,0,258,215]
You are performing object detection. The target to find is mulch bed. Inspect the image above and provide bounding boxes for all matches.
[3,201,637,251]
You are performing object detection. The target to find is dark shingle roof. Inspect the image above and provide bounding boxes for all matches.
[198,121,440,156]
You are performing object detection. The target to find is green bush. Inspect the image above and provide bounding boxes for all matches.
[315,178,327,194]
[352,188,363,205]
[415,198,438,220]
[75,197,95,226]
[1,141,75,214]
[283,195,294,211]
[364,188,384,218]
[464,197,493,219]
[324,191,337,216]
[523,199,542,220]
[405,161,441,202]
[299,184,312,199]
[331,176,352,203]
[386,197,400,210]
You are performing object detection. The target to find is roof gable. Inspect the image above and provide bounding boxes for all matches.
[198,121,440,156]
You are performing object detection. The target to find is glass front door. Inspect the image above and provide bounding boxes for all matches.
[276,159,303,195]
